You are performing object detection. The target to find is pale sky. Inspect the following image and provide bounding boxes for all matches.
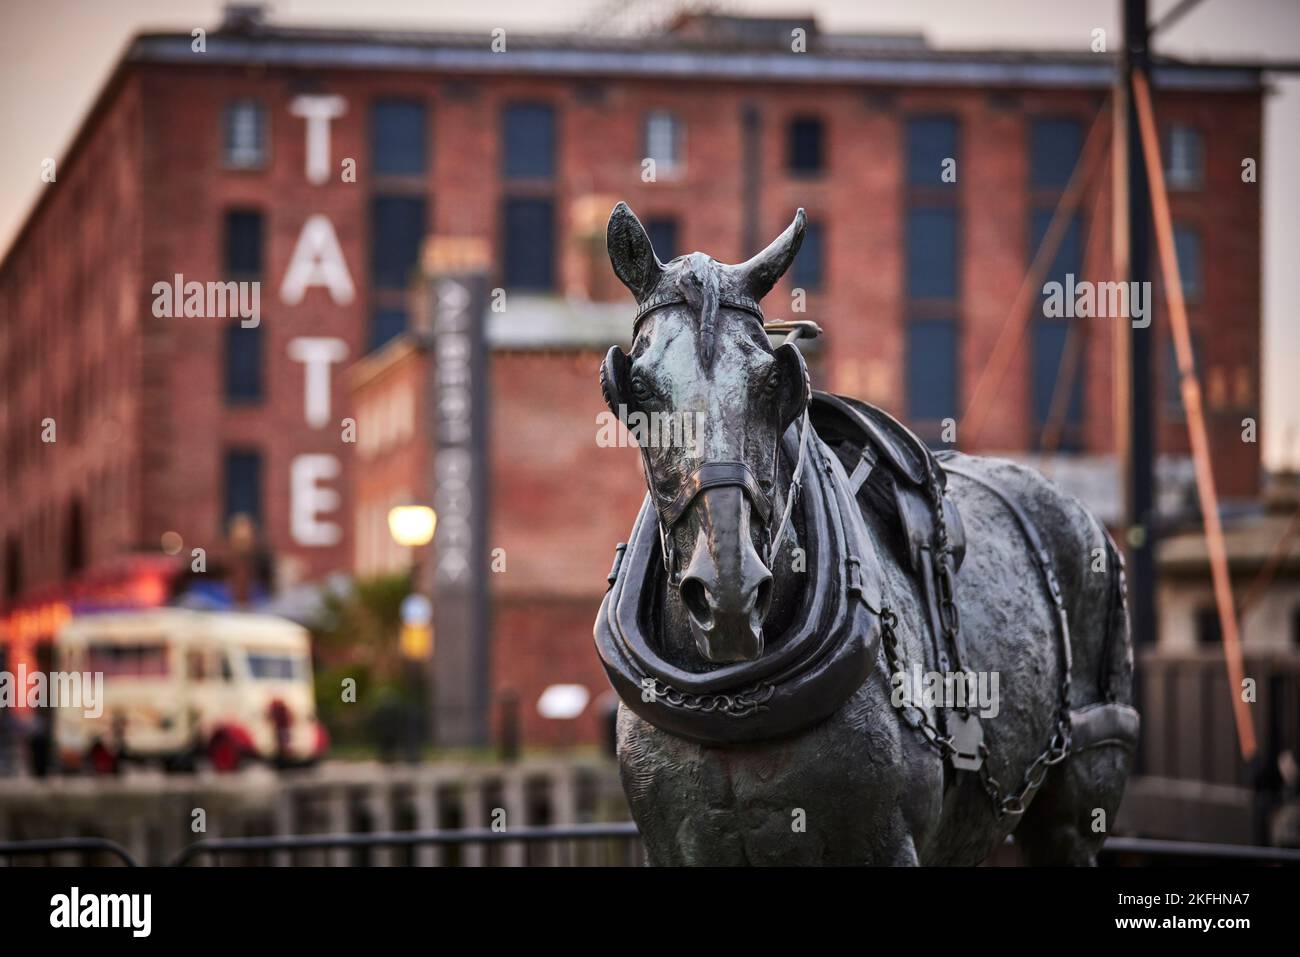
[1,0,1296,468]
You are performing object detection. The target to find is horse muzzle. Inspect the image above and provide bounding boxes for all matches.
[676,487,773,663]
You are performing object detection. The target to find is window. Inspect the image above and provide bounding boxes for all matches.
[370,196,427,290]
[1195,606,1222,646]
[1174,225,1202,302]
[906,207,957,300]
[906,117,957,187]
[1029,120,1087,449]
[223,449,262,528]
[86,643,170,678]
[1165,124,1203,190]
[1030,210,1084,292]
[224,210,263,279]
[904,116,961,434]
[906,319,958,423]
[792,220,824,290]
[371,100,427,176]
[248,652,306,681]
[503,197,555,289]
[370,309,408,352]
[787,117,824,174]
[1030,118,1083,189]
[223,100,266,169]
[1031,321,1084,442]
[644,111,683,175]
[503,104,555,179]
[644,217,679,262]
[224,324,262,404]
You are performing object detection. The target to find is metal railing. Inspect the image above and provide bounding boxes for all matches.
[0,837,140,867]
[170,821,641,866]
[2,828,1298,867]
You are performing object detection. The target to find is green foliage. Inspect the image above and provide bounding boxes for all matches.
[309,571,418,750]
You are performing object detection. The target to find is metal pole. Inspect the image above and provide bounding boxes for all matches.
[1123,0,1156,655]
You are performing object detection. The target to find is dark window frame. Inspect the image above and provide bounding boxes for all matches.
[903,114,962,440]
[792,219,825,291]
[1173,223,1203,303]
[643,216,680,263]
[787,116,826,176]
[905,317,960,428]
[224,209,264,281]
[224,322,263,405]
[1027,114,1089,451]
[503,102,557,181]
[370,98,429,178]
[501,195,556,291]
[222,448,263,530]
[367,192,429,354]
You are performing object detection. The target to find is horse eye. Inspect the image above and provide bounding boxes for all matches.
[632,375,655,402]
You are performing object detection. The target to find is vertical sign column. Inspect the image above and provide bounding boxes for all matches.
[424,238,491,748]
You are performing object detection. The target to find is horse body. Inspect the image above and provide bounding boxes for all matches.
[596,201,1136,866]
[616,446,1133,866]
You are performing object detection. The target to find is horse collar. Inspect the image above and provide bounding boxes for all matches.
[595,427,884,746]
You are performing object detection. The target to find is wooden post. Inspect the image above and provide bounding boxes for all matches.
[1132,70,1257,759]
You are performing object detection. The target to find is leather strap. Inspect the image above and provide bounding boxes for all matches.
[634,293,765,332]
[847,446,876,495]
[658,461,771,529]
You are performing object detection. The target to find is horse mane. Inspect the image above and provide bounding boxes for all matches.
[675,252,721,370]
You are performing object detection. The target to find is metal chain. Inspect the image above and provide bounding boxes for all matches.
[879,608,956,761]
[879,606,1072,819]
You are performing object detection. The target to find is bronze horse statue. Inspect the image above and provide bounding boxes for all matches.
[594,202,1139,865]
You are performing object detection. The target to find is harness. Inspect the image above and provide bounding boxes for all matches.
[879,456,1138,818]
[638,319,817,586]
[594,416,883,746]
[598,320,1139,815]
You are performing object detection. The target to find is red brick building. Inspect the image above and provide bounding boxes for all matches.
[0,9,1263,743]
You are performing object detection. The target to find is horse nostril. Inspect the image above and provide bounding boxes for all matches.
[679,576,714,627]
[754,576,773,619]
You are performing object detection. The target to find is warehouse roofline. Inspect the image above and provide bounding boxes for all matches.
[126,26,1262,92]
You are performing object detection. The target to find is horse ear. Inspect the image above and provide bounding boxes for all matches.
[607,202,663,302]
[600,345,635,422]
[736,209,806,302]
[773,342,809,430]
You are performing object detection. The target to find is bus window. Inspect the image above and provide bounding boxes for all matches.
[86,641,169,677]
[220,655,234,682]
[246,652,303,681]
[186,649,207,681]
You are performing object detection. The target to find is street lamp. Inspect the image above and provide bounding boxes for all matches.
[387,505,437,761]
[387,505,437,548]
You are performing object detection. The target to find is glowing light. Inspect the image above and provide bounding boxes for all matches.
[387,506,437,548]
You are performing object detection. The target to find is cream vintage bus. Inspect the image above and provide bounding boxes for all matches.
[53,609,328,773]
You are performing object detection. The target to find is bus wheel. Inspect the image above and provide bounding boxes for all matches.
[87,741,118,776]
[208,731,243,772]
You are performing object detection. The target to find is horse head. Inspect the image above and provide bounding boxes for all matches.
[601,202,810,664]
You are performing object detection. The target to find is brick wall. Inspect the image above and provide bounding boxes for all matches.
[0,45,1264,657]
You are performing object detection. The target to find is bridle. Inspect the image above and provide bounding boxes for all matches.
[634,312,820,585]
